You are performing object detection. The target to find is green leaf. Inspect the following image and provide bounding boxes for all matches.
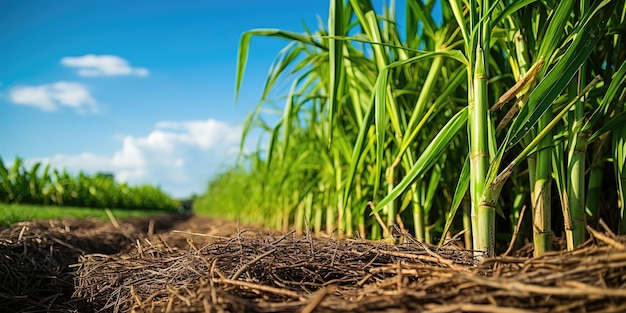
[397,68,466,161]
[235,29,324,103]
[585,61,626,139]
[589,112,626,143]
[508,0,616,148]
[438,154,470,246]
[280,79,299,163]
[342,92,376,210]
[374,107,468,213]
[492,0,539,27]
[373,68,389,197]
[327,0,345,146]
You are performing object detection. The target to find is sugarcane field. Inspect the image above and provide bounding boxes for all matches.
[2,213,626,312]
[3,0,626,312]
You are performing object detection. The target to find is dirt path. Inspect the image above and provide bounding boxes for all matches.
[1,215,626,312]
[0,214,247,312]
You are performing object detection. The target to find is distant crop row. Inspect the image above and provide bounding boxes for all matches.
[0,156,178,211]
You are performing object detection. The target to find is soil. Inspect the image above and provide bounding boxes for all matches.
[1,214,625,313]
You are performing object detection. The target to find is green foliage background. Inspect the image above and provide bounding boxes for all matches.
[0,156,178,211]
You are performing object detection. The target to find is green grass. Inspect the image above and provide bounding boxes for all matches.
[0,203,175,228]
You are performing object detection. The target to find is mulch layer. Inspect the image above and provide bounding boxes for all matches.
[1,215,625,313]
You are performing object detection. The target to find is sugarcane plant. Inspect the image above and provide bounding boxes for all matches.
[0,155,178,211]
[197,0,626,259]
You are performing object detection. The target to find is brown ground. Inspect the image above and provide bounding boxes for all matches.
[1,214,625,313]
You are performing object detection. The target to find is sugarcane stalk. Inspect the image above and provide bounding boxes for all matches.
[566,0,589,245]
[533,123,553,256]
[586,138,607,228]
[470,45,493,257]
[567,100,588,249]
[412,183,425,242]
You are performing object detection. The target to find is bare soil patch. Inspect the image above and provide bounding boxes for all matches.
[1,215,625,312]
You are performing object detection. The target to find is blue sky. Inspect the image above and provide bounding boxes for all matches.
[0,1,332,198]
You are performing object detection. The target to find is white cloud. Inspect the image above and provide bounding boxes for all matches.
[26,118,244,198]
[155,119,242,150]
[61,54,149,77]
[40,153,111,170]
[9,81,98,113]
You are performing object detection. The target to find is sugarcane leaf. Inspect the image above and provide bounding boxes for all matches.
[448,0,469,47]
[507,0,616,148]
[327,0,345,146]
[0,156,8,181]
[374,107,468,213]
[589,112,626,143]
[385,50,469,68]
[541,0,583,58]
[342,92,376,210]
[280,79,299,164]
[406,0,437,39]
[585,61,626,138]
[266,120,282,175]
[235,29,326,102]
[424,164,442,212]
[492,0,538,27]
[439,154,470,246]
[398,69,466,161]
[373,67,389,197]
